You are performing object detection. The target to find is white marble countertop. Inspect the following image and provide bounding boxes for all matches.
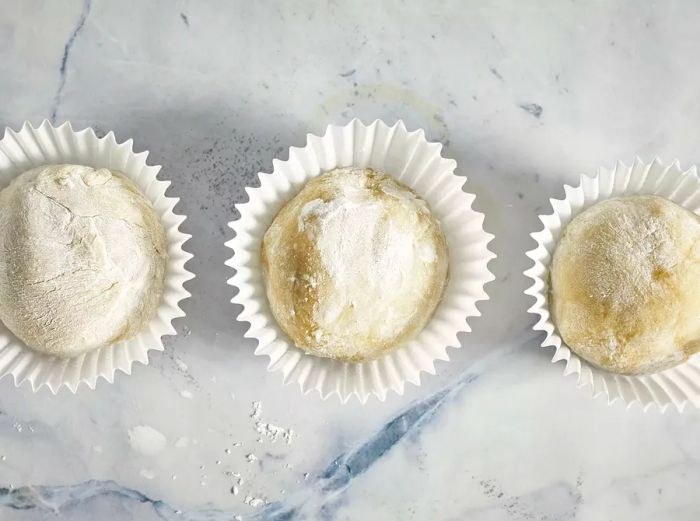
[1,1,700,519]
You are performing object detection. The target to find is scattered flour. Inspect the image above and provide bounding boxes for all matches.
[250,401,262,420]
[244,495,266,508]
[255,421,294,444]
[174,437,189,449]
[174,357,188,371]
[249,400,294,444]
[128,425,167,455]
[139,469,155,480]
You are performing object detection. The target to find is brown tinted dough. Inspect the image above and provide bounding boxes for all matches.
[551,195,700,374]
[261,167,449,361]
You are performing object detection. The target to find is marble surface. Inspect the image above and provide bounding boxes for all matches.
[0,1,700,519]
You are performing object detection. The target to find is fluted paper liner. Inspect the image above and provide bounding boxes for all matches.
[525,158,700,412]
[0,121,193,393]
[226,119,495,403]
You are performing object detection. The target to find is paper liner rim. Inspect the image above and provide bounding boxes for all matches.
[226,118,495,404]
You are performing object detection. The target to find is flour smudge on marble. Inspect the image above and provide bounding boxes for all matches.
[128,425,167,455]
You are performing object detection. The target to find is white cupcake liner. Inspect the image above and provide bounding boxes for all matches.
[226,119,495,403]
[0,121,193,393]
[525,158,700,412]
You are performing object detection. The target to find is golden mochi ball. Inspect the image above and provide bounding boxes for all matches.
[550,195,700,374]
[261,167,449,361]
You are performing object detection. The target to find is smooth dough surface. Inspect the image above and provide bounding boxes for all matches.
[0,164,168,357]
[261,167,448,361]
[550,195,700,374]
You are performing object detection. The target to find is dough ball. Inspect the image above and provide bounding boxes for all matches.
[261,167,449,361]
[0,164,168,357]
[550,195,700,374]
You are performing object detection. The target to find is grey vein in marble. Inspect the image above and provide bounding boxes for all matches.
[4,2,700,520]
[0,370,481,520]
[50,0,91,123]
[518,103,543,119]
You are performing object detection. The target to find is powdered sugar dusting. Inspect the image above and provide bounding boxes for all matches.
[299,168,438,341]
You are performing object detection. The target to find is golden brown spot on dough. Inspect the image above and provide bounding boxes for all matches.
[652,266,669,281]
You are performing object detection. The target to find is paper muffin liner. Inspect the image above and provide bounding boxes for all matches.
[525,158,700,412]
[226,119,495,403]
[0,120,193,393]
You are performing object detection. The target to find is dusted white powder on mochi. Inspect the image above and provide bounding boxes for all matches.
[0,164,167,357]
[299,175,436,339]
